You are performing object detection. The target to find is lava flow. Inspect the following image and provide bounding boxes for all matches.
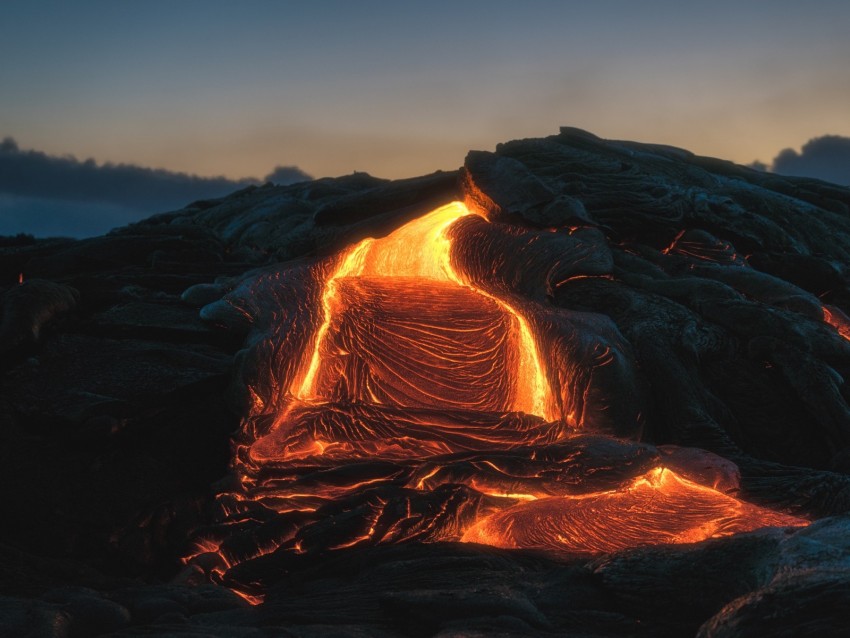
[189,201,807,600]
[246,202,553,464]
[291,201,550,417]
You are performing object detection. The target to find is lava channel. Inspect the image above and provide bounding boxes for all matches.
[291,201,550,417]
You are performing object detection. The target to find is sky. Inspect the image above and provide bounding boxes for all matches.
[2,0,850,236]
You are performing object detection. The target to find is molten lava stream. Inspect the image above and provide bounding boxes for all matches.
[288,201,551,419]
[248,201,557,466]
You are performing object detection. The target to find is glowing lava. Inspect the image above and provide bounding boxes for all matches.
[461,467,804,553]
[289,201,550,418]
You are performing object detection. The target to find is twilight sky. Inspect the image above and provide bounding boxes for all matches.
[3,0,849,180]
[2,0,850,236]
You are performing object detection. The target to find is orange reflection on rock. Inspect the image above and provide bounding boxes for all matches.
[823,305,850,341]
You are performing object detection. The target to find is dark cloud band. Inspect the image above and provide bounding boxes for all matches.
[760,135,850,186]
[0,137,311,237]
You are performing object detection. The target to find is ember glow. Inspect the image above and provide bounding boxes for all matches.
[189,202,808,601]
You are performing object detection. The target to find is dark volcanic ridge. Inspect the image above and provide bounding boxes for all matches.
[3,127,850,637]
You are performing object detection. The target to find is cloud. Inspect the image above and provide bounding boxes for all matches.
[0,137,311,238]
[264,165,311,185]
[762,135,850,186]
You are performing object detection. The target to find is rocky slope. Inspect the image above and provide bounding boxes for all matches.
[2,128,850,637]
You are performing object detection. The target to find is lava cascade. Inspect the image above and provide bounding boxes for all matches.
[290,201,549,417]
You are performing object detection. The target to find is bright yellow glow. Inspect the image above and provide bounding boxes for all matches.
[294,239,373,398]
[290,201,551,419]
[472,288,550,419]
[355,202,469,281]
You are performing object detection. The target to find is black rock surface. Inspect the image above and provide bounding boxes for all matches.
[3,129,850,636]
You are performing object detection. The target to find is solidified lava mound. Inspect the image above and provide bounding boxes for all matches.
[4,128,850,636]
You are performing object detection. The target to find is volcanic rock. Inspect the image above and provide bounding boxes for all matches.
[4,128,850,637]
[0,278,78,360]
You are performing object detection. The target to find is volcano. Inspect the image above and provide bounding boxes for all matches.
[3,128,850,636]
